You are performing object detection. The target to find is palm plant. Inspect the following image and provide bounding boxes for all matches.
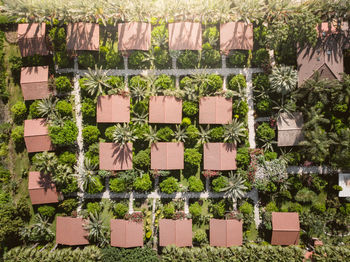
[52,164,73,186]
[21,214,54,243]
[37,96,57,118]
[143,48,156,69]
[144,125,160,146]
[75,158,99,192]
[223,119,246,144]
[197,125,211,145]
[260,138,277,152]
[84,65,111,99]
[32,151,58,175]
[84,212,109,247]
[220,172,247,210]
[112,123,137,146]
[131,111,148,126]
[130,84,148,103]
[173,125,187,142]
[303,107,330,130]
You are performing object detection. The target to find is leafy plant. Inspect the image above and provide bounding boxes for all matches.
[84,65,111,98]
[159,177,179,194]
[114,203,128,219]
[37,205,55,218]
[82,125,101,145]
[55,76,72,93]
[188,176,204,192]
[212,176,229,193]
[223,119,246,144]
[133,173,152,192]
[112,123,137,146]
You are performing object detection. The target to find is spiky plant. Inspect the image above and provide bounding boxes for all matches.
[130,84,147,103]
[220,172,247,210]
[32,151,58,175]
[53,164,73,186]
[144,125,160,147]
[131,111,148,126]
[75,158,99,192]
[84,212,109,247]
[84,65,111,98]
[223,119,246,144]
[173,125,187,142]
[37,96,57,118]
[269,65,297,105]
[112,123,137,146]
[197,125,211,145]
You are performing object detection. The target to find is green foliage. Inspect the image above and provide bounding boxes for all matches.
[37,205,55,217]
[9,55,22,76]
[295,188,317,203]
[256,122,275,141]
[233,100,248,119]
[156,127,174,142]
[58,198,78,215]
[11,125,24,145]
[82,125,101,145]
[228,51,248,68]
[252,48,270,68]
[264,151,277,161]
[160,177,179,194]
[87,177,104,194]
[101,247,159,262]
[265,201,279,212]
[155,74,173,90]
[178,50,199,69]
[201,43,221,68]
[332,185,343,192]
[189,202,202,218]
[129,75,148,89]
[49,26,66,51]
[85,143,99,167]
[236,147,250,168]
[183,101,198,117]
[205,74,223,94]
[133,149,150,170]
[203,26,219,46]
[53,51,70,68]
[288,202,303,213]
[55,100,72,116]
[82,98,96,119]
[212,176,228,193]
[228,74,246,91]
[188,176,204,192]
[129,51,149,69]
[313,245,350,262]
[49,120,78,147]
[11,101,27,124]
[193,230,208,246]
[154,47,170,69]
[310,174,328,193]
[312,202,326,213]
[181,117,191,127]
[55,76,72,93]
[109,178,126,193]
[256,99,272,115]
[87,202,102,214]
[210,200,225,218]
[184,148,202,166]
[133,173,152,192]
[163,203,175,219]
[107,76,124,90]
[99,46,123,69]
[209,126,224,142]
[253,74,270,89]
[239,201,253,215]
[29,100,40,118]
[58,151,76,167]
[186,125,199,142]
[113,203,128,219]
[78,52,95,68]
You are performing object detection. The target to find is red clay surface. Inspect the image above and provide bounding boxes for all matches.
[149,96,182,124]
[271,212,300,245]
[66,23,99,51]
[99,142,133,170]
[110,219,143,247]
[118,22,151,51]
[199,96,232,124]
[56,216,89,246]
[151,142,184,170]
[17,23,49,57]
[210,219,243,247]
[159,219,192,247]
[20,66,52,100]
[204,143,237,170]
[97,95,130,123]
[168,22,202,50]
[24,118,53,153]
[220,22,253,53]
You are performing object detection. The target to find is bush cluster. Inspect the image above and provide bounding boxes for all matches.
[160,177,179,194]
[256,122,275,141]
[114,203,128,219]
[37,205,55,217]
[55,100,72,116]
[82,125,100,145]
[133,173,152,192]
[55,76,72,93]
[49,120,78,147]
[11,101,27,124]
[211,176,228,192]
[188,176,204,192]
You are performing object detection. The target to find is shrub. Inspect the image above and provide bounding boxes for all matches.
[210,200,225,218]
[157,127,174,142]
[133,173,152,192]
[11,101,27,123]
[110,178,126,193]
[233,100,248,119]
[29,100,40,118]
[203,26,219,46]
[48,26,66,51]
[154,47,170,69]
[188,176,204,192]
[163,203,175,219]
[256,122,275,141]
[49,120,78,147]
[37,205,55,217]
[129,75,148,89]
[228,74,246,91]
[239,201,253,215]
[205,74,223,94]
[181,117,191,127]
[129,51,148,69]
[193,230,208,246]
[265,201,279,212]
[184,148,202,166]
[264,151,277,161]
[55,76,72,93]
[312,202,326,213]
[11,125,24,145]
[82,98,96,119]
[86,202,102,214]
[114,203,128,219]
[107,76,124,90]
[178,50,199,69]
[295,188,317,203]
[55,100,72,116]
[252,48,270,67]
[58,151,76,167]
[201,43,221,68]
[311,174,328,193]
[160,177,179,194]
[332,185,343,192]
[212,176,228,192]
[101,247,159,262]
[58,199,78,215]
[85,143,99,167]
[151,24,169,47]
[133,149,150,170]
[101,49,122,69]
[228,51,247,67]
[53,51,70,68]
[189,202,202,218]
[82,125,100,145]
[253,74,270,89]
[155,74,173,90]
[236,147,250,168]
[87,177,104,194]
[9,55,23,76]
[288,202,303,213]
[78,52,95,68]
[256,99,272,115]
[265,181,277,193]
[183,101,198,117]
[186,125,199,141]
[210,126,224,142]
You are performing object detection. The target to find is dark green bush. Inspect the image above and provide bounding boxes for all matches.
[85,143,99,167]
[205,74,223,94]
[78,52,95,68]
[86,202,102,214]
[188,176,204,192]
[228,74,246,91]
[228,51,248,68]
[53,51,70,68]
[56,100,72,116]
[210,126,224,142]
[163,203,175,219]
[184,148,202,166]
[107,76,124,90]
[129,51,149,69]
[133,149,150,170]
[58,198,78,215]
[129,75,148,89]
[155,74,173,90]
[265,201,279,212]
[201,43,221,68]
[58,151,76,167]
[203,26,219,46]
[160,177,179,194]
[212,176,228,192]
[312,202,326,213]
[157,127,174,142]
[82,125,100,145]
[48,26,66,51]
[256,122,275,141]
[9,55,22,76]
[178,50,199,69]
[288,202,303,213]
[295,188,317,203]
[49,120,78,147]
[256,99,272,115]
[113,203,128,219]
[82,98,96,120]
[252,48,270,68]
[154,47,170,69]
[11,125,24,145]
[55,76,72,93]
[193,230,208,246]
[183,101,198,117]
[253,74,270,89]
[133,173,152,192]
[210,200,226,218]
[101,247,159,262]
[11,101,27,124]
[29,100,40,118]
[236,147,250,168]
[37,205,55,217]
[87,177,104,194]
[233,100,249,119]
[110,178,126,193]
[189,202,202,218]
